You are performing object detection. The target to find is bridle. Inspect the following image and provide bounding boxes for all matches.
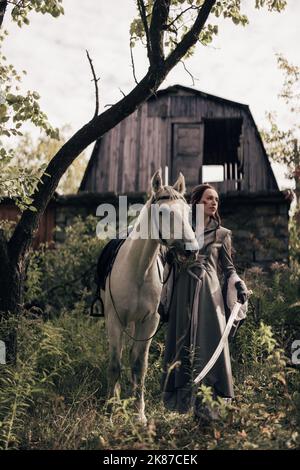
[150,192,187,247]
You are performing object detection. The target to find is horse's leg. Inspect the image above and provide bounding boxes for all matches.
[106,310,124,407]
[130,315,159,424]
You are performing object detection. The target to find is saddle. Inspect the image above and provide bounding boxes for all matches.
[91,234,167,318]
[96,238,126,291]
[90,238,126,317]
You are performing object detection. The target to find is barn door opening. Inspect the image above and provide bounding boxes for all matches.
[202,118,243,191]
[171,123,203,191]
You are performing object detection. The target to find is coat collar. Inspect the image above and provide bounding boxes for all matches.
[192,216,219,234]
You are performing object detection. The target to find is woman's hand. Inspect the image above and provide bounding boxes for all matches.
[235,281,248,304]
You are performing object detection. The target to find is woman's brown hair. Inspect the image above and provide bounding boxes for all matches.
[190,183,221,226]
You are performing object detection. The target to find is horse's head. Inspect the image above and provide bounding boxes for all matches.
[150,170,199,253]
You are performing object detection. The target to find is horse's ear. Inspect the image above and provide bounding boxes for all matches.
[173,172,186,195]
[151,169,163,193]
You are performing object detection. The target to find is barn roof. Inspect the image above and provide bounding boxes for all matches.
[148,84,249,110]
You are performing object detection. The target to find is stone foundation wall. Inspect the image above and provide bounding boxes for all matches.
[53,192,147,242]
[0,191,290,274]
[219,192,290,270]
[52,191,290,270]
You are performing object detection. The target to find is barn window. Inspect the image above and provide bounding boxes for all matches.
[203,118,243,189]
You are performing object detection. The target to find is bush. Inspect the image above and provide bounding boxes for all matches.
[0,306,108,450]
[24,215,106,316]
[242,263,300,352]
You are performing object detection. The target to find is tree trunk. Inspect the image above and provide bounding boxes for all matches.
[0,233,25,364]
[0,0,19,366]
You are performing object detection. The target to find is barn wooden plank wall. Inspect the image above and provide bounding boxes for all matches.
[82,87,278,195]
[0,203,55,248]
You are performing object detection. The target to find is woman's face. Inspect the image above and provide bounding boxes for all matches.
[199,188,219,218]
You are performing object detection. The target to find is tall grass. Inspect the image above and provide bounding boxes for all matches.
[0,216,299,450]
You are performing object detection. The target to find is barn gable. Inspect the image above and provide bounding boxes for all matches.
[79,84,279,195]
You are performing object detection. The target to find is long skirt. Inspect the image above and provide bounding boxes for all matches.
[161,265,234,414]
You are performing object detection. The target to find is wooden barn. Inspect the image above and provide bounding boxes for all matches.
[80,84,278,195]
[79,84,291,268]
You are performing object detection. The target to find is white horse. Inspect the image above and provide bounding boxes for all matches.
[101,170,198,423]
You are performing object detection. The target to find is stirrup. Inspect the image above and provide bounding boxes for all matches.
[90,296,105,317]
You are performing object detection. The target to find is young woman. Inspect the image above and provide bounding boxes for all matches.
[160,183,248,420]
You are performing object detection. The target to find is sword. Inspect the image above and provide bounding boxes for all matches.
[193,301,245,385]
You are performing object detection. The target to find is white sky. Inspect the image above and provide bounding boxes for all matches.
[3,0,299,189]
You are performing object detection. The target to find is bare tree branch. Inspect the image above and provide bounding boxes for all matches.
[165,0,216,73]
[180,60,197,86]
[137,0,151,60]
[0,0,8,28]
[86,49,100,119]
[130,40,139,85]
[166,5,198,30]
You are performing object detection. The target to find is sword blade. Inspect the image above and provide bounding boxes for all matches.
[194,302,242,385]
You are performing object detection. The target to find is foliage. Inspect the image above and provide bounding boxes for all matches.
[9,0,64,27]
[260,56,300,354]
[130,0,286,59]
[261,111,296,175]
[0,10,58,210]
[0,125,86,209]
[261,54,300,201]
[24,216,106,314]
[238,262,300,354]
[12,128,88,195]
[0,29,58,140]
[289,214,300,265]
[277,53,300,111]
[0,295,298,450]
[0,152,47,211]
[0,307,107,449]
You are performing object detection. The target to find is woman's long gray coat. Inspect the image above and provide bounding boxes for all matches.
[161,218,237,413]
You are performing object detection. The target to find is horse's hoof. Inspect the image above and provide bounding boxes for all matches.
[137,414,147,426]
[193,405,220,426]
